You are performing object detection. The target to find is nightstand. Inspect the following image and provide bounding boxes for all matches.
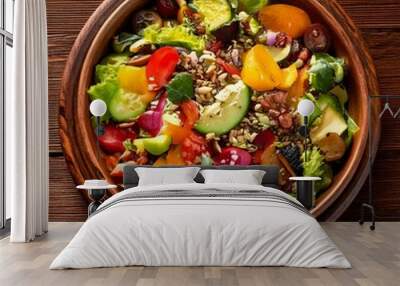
[77,180,117,216]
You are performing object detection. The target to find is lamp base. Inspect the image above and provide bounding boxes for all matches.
[296,180,315,210]
[87,188,107,216]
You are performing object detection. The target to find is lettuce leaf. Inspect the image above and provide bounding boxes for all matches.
[87,80,120,121]
[344,114,360,147]
[100,53,130,66]
[112,32,141,53]
[95,64,119,83]
[301,147,332,192]
[238,0,269,14]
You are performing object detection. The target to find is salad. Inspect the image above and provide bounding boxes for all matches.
[88,0,359,194]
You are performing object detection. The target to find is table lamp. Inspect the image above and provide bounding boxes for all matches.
[290,99,320,210]
[90,99,107,161]
[297,99,315,162]
[82,99,108,215]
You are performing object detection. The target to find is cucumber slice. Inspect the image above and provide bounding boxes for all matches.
[144,135,172,156]
[267,44,291,63]
[195,81,250,135]
[109,90,147,122]
[192,0,232,32]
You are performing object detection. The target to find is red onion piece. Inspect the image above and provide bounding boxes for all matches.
[266,30,277,46]
[137,93,167,137]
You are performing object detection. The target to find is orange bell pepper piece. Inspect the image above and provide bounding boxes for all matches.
[259,4,311,38]
[166,145,186,165]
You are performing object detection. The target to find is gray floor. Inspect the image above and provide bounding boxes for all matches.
[0,222,399,286]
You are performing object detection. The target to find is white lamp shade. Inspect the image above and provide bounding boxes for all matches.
[297,99,315,116]
[90,99,107,117]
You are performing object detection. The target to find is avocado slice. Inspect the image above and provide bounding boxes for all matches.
[330,85,348,107]
[317,93,343,113]
[134,135,172,156]
[310,107,347,143]
[192,0,233,32]
[195,81,250,135]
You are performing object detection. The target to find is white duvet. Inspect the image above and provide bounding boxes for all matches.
[50,183,350,269]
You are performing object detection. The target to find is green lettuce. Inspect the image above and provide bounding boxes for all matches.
[88,80,119,121]
[238,0,269,14]
[344,114,360,147]
[301,147,333,192]
[88,62,122,121]
[112,32,141,53]
[95,64,119,83]
[100,53,130,66]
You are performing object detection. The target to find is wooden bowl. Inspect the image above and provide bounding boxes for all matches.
[60,0,380,219]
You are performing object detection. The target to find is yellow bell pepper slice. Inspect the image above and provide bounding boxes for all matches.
[241,44,283,91]
[277,64,298,90]
[118,66,156,103]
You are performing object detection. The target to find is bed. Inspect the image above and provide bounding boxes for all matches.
[50,166,350,269]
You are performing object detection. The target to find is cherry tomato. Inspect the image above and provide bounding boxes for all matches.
[214,147,252,166]
[216,58,241,76]
[98,125,136,154]
[181,131,207,163]
[181,100,199,127]
[146,46,180,90]
[253,129,275,149]
[156,0,179,18]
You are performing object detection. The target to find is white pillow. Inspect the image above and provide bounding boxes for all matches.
[200,169,266,185]
[136,167,201,186]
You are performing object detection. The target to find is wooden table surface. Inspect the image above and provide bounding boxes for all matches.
[46,0,400,222]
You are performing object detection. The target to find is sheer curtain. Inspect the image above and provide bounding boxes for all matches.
[7,0,49,242]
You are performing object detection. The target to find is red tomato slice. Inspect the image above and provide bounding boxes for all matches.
[98,125,136,154]
[216,58,241,76]
[214,147,252,166]
[146,46,180,90]
[253,129,275,149]
[181,131,207,164]
[181,100,199,127]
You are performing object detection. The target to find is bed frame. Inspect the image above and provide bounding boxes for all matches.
[123,165,280,189]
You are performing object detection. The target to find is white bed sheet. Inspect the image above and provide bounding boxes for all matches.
[50,183,350,269]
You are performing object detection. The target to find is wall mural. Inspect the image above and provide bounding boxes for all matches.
[60,0,380,218]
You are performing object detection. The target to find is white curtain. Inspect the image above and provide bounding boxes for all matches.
[7,0,49,242]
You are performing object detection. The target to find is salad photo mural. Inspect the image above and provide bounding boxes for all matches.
[60,0,380,218]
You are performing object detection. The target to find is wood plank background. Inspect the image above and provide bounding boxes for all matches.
[47,0,400,221]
